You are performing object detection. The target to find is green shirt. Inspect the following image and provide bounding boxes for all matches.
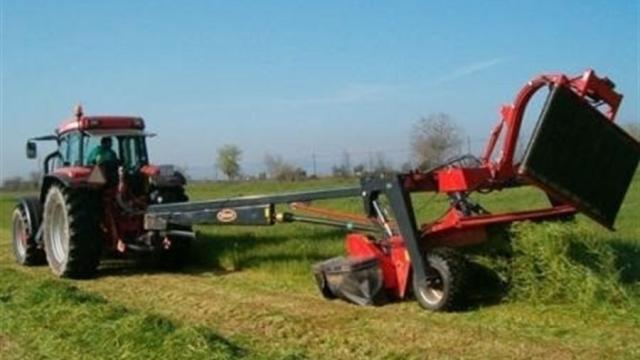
[87,146,117,165]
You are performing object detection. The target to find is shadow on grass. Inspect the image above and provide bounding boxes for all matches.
[188,229,344,270]
[609,240,640,284]
[566,237,640,284]
[462,260,510,311]
[97,257,161,277]
[96,228,346,278]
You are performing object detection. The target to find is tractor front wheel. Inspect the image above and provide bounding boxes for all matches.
[11,197,46,266]
[413,247,468,311]
[42,185,103,279]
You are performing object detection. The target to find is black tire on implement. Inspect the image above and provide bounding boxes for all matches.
[413,247,468,312]
[155,234,191,271]
[42,185,103,279]
[154,187,192,270]
[11,197,46,265]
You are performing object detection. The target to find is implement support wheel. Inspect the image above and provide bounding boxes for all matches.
[413,247,468,311]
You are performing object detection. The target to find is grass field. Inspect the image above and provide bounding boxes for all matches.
[1,176,639,359]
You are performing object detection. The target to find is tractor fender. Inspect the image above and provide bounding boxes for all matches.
[40,173,94,203]
[41,175,68,202]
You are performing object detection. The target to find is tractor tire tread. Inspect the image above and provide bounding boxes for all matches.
[43,185,102,279]
[414,247,468,312]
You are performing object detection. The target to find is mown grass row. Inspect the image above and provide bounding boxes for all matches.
[0,267,306,360]
[505,222,639,309]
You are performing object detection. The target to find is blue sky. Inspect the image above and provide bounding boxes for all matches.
[1,0,638,180]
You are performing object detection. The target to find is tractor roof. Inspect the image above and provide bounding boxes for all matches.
[56,106,145,135]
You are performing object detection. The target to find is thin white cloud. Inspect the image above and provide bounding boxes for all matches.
[274,83,395,106]
[205,58,509,111]
[436,57,510,84]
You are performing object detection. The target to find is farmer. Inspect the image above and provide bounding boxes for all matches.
[87,137,118,165]
[87,137,119,184]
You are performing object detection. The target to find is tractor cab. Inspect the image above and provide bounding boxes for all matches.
[14,106,191,279]
[26,106,157,194]
[26,106,187,201]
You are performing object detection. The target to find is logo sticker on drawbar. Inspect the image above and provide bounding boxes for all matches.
[216,208,238,223]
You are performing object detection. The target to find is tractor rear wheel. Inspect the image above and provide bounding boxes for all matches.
[11,197,46,265]
[413,247,468,311]
[42,185,103,279]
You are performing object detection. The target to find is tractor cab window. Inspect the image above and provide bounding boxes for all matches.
[118,136,148,170]
[67,134,82,166]
[58,137,68,165]
[82,135,148,170]
[84,136,118,165]
[59,132,82,166]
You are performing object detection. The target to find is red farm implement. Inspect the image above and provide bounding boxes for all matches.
[12,69,640,311]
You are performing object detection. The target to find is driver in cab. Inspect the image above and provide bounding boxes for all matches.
[87,137,117,165]
[87,137,119,184]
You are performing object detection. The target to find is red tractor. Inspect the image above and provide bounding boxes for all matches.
[11,106,193,278]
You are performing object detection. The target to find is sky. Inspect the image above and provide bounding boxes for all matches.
[1,0,638,180]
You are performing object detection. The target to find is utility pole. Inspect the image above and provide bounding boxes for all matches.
[312,152,317,177]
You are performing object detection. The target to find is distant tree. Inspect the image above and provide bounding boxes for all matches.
[293,168,307,180]
[2,176,24,191]
[28,171,42,189]
[372,152,394,174]
[411,113,464,170]
[622,122,640,141]
[264,153,307,181]
[400,162,414,172]
[352,164,366,176]
[216,144,242,180]
[4,173,43,190]
[264,153,287,178]
[331,151,352,178]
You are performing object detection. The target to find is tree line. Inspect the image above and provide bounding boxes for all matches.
[215,113,466,181]
[215,116,640,181]
[1,172,42,191]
